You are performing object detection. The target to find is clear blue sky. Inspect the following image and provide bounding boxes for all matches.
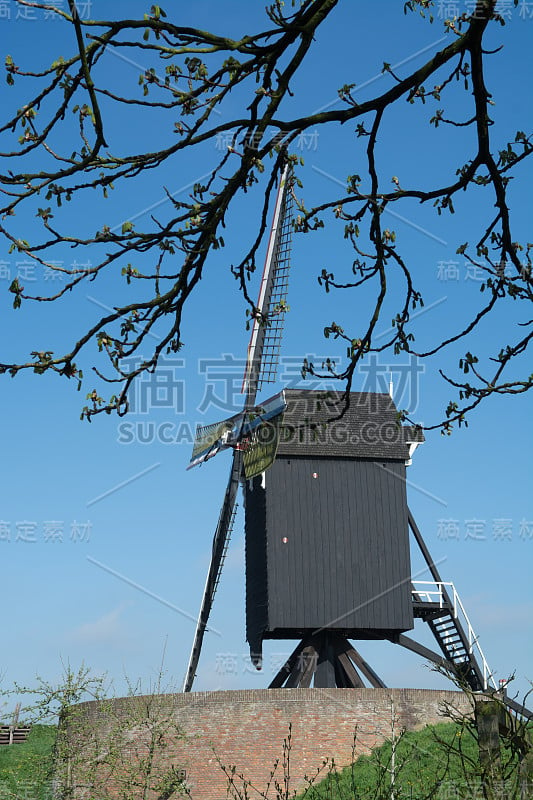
[0,1,531,705]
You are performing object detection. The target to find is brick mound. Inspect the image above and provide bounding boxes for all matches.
[73,687,471,799]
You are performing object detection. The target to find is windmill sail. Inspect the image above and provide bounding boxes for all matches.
[183,162,294,692]
[187,390,287,471]
[242,162,294,406]
[183,452,241,693]
[242,409,285,480]
[187,415,240,470]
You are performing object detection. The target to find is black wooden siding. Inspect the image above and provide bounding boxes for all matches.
[245,456,413,653]
[244,474,268,658]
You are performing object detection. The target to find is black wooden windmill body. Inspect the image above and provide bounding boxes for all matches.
[183,161,529,717]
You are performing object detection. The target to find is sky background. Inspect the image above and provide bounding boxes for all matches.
[0,1,531,709]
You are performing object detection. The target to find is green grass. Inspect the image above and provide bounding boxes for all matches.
[0,725,56,800]
[297,722,482,800]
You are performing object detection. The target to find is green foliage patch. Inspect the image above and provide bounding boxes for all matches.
[298,722,479,800]
[0,725,56,799]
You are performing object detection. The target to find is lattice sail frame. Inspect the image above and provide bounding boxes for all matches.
[242,163,293,405]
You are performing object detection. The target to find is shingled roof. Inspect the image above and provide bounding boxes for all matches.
[275,389,424,461]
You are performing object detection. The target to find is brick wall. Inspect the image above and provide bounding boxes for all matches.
[69,687,473,799]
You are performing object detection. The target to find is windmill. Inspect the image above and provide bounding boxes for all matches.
[182,159,532,720]
[183,158,294,693]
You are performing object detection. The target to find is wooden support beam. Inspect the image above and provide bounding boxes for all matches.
[394,633,457,675]
[269,633,388,689]
[269,639,308,688]
[314,633,336,688]
[347,646,387,688]
[298,644,319,688]
[336,651,365,688]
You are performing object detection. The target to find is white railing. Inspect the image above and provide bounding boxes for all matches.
[412,580,498,691]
